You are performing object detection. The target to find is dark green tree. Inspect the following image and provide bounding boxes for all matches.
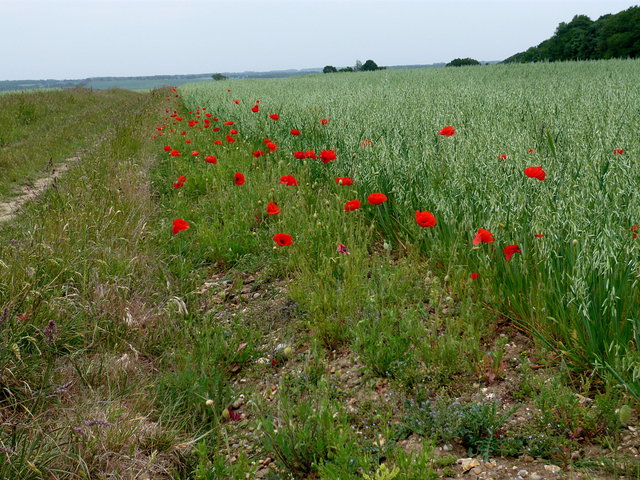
[361,59,380,71]
[211,73,228,81]
[446,58,481,67]
[323,65,338,74]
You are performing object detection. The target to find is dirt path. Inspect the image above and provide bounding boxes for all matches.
[0,156,80,223]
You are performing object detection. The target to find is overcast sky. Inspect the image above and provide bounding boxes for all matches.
[1,0,636,80]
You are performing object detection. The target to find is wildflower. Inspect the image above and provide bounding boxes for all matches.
[503,244,521,261]
[226,135,236,143]
[205,156,217,164]
[305,150,316,159]
[337,243,350,255]
[223,121,234,125]
[528,148,534,153]
[524,166,546,180]
[173,175,187,188]
[267,202,280,215]
[344,200,361,211]
[614,148,624,155]
[234,173,245,185]
[163,145,172,152]
[438,125,455,136]
[253,150,264,158]
[269,114,280,121]
[251,105,259,113]
[320,150,337,163]
[267,142,277,152]
[294,151,306,160]
[214,140,222,145]
[191,150,200,156]
[279,175,298,186]
[335,177,354,186]
[170,149,181,157]
[320,119,329,125]
[632,224,639,239]
[535,234,545,238]
[472,228,494,245]
[415,210,436,227]
[229,128,238,134]
[470,272,479,280]
[233,100,240,104]
[290,129,301,136]
[361,138,373,147]
[367,193,387,205]
[172,219,190,234]
[273,233,292,246]
[498,153,508,161]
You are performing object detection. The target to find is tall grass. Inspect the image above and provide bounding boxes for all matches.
[179,60,640,398]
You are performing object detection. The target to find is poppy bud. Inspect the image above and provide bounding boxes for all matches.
[444,275,450,283]
[572,239,578,246]
[206,399,214,406]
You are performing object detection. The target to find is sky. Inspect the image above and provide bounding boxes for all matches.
[1,0,637,80]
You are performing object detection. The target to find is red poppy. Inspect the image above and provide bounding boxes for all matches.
[438,125,456,136]
[229,128,238,134]
[290,129,301,136]
[524,166,546,180]
[614,148,624,155]
[172,218,190,234]
[185,140,192,144]
[335,177,354,186]
[472,228,494,245]
[320,150,337,164]
[180,131,186,135]
[337,243,350,255]
[528,148,534,154]
[213,117,219,121]
[205,155,217,164]
[214,140,223,145]
[320,119,329,125]
[470,272,479,280]
[269,114,280,121]
[227,89,231,93]
[503,244,521,261]
[267,202,280,215]
[234,172,245,185]
[344,200,361,211]
[191,150,200,156]
[163,145,172,152]
[173,175,186,188]
[367,193,387,205]
[279,175,298,186]
[263,138,272,144]
[226,135,236,143]
[233,100,240,104]
[361,138,373,147]
[632,224,639,239]
[267,142,277,152]
[498,154,508,161]
[535,234,545,238]
[205,113,212,117]
[294,151,306,159]
[253,150,264,158]
[170,149,181,157]
[188,120,198,127]
[251,105,259,113]
[223,121,234,126]
[273,233,292,246]
[213,127,221,132]
[415,210,436,227]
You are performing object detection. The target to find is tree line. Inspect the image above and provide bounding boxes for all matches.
[504,6,640,63]
[323,60,385,73]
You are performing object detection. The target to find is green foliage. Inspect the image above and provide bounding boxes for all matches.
[323,65,338,74]
[361,60,381,71]
[446,58,481,67]
[211,73,228,81]
[504,6,640,62]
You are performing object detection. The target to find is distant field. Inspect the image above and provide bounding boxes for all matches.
[179,59,640,396]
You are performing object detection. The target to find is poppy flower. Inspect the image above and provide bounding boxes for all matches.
[279,175,298,186]
[205,155,217,164]
[320,150,337,164]
[191,150,200,156]
[173,175,186,188]
[535,234,545,238]
[213,127,221,132]
[498,154,508,161]
[470,272,479,280]
[269,114,280,121]
[290,129,301,136]
[213,117,219,121]
[170,149,181,157]
[251,105,259,113]
[438,125,455,136]
[234,172,245,185]
[344,200,361,211]
[305,150,316,159]
[367,193,387,205]
[266,202,280,215]
[524,166,546,181]
[361,138,373,147]
[503,244,521,261]
[263,138,272,144]
[614,148,624,155]
[188,120,198,127]
[253,150,264,158]
[294,151,306,159]
[320,119,329,125]
[233,100,240,104]
[223,121,234,126]
[185,140,192,144]
[335,177,354,186]
[180,131,186,135]
[337,243,350,255]
[205,113,212,117]
[632,224,639,239]
[273,233,292,246]
[226,135,236,143]
[472,228,494,245]
[229,128,238,134]
[163,145,172,152]
[172,218,190,234]
[415,210,436,227]
[528,148,534,154]
[267,142,277,152]
[227,89,231,93]
[214,140,223,145]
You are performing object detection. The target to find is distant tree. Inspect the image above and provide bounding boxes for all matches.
[361,59,380,71]
[446,58,481,67]
[338,67,354,72]
[323,65,338,73]
[354,60,363,71]
[212,73,228,81]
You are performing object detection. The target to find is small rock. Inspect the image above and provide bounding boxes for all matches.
[252,292,261,299]
[443,444,453,452]
[530,473,542,480]
[522,454,534,463]
[544,464,561,474]
[471,466,483,475]
[459,458,481,473]
[517,470,528,477]
[231,395,245,409]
